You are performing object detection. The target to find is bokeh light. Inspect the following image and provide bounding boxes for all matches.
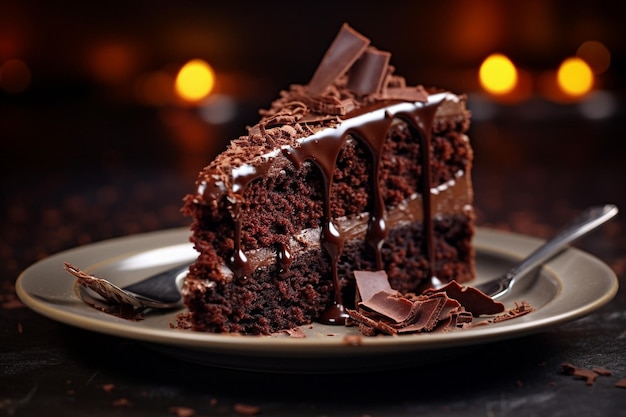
[134,70,175,106]
[557,57,593,98]
[479,53,518,95]
[576,41,610,75]
[0,58,31,93]
[86,41,140,85]
[174,59,215,103]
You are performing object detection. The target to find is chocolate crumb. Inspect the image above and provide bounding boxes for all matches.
[343,334,363,346]
[592,367,612,376]
[102,383,115,393]
[233,403,261,415]
[284,327,307,338]
[561,363,614,386]
[112,398,133,407]
[168,406,195,417]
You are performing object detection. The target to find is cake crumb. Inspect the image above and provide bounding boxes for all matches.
[233,403,261,415]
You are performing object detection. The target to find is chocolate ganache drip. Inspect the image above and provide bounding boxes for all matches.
[197,24,444,325]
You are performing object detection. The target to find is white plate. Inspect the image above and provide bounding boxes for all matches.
[16,227,618,372]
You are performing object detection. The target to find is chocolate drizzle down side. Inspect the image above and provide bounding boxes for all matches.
[196,24,437,325]
[346,270,534,336]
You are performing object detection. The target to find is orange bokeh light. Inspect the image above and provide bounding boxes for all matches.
[174,59,215,103]
[576,41,610,75]
[134,70,175,106]
[557,57,593,98]
[87,41,139,85]
[479,53,518,96]
[0,58,31,93]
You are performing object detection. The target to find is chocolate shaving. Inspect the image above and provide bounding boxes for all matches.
[491,301,534,322]
[348,270,534,336]
[423,280,505,316]
[562,363,603,385]
[307,23,370,96]
[381,85,429,102]
[347,47,391,96]
[353,270,398,301]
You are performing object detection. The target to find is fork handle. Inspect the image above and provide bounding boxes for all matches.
[506,204,618,281]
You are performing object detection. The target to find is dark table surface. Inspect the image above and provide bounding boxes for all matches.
[2,91,626,416]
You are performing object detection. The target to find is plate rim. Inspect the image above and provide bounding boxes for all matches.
[15,227,619,357]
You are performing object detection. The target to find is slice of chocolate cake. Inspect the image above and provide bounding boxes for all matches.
[181,24,475,335]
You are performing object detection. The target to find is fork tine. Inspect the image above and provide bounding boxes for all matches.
[63,262,144,308]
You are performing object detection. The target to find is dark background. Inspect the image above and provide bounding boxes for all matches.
[2,1,626,416]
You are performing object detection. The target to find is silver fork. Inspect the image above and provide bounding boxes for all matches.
[469,204,618,299]
[64,204,618,310]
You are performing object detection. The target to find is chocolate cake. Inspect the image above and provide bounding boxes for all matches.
[181,24,475,335]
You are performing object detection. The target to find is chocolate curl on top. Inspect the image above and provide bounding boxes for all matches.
[347,47,391,96]
[307,23,370,96]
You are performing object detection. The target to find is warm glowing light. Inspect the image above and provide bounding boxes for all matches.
[87,42,139,84]
[576,40,611,74]
[134,70,175,106]
[0,58,31,93]
[175,59,215,103]
[479,53,518,95]
[557,57,593,97]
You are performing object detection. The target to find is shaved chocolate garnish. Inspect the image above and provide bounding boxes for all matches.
[381,85,429,102]
[491,301,534,323]
[593,367,612,376]
[360,291,414,323]
[347,47,391,96]
[307,23,370,96]
[353,270,398,301]
[424,280,505,316]
[348,271,532,336]
[397,295,449,333]
[562,363,601,385]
